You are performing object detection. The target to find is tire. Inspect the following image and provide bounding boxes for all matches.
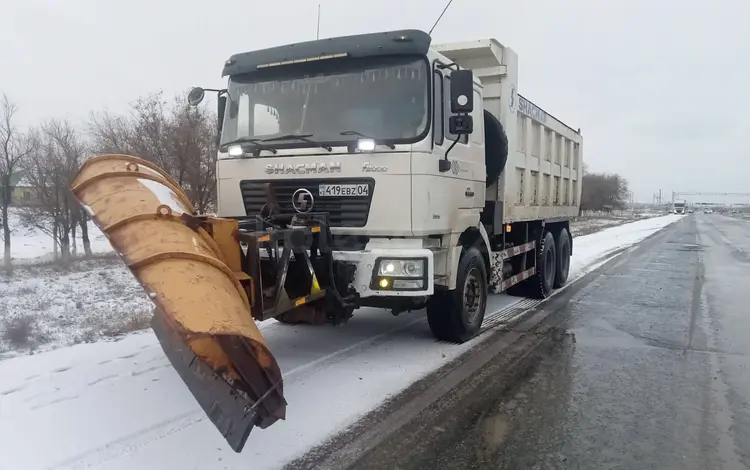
[527,231,557,299]
[274,304,326,325]
[274,315,299,325]
[554,228,571,288]
[426,247,488,343]
[484,111,509,186]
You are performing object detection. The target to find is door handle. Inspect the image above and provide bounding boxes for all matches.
[465,189,475,197]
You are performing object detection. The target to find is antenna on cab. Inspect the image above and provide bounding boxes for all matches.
[429,0,455,36]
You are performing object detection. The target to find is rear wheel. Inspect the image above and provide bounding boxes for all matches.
[426,247,488,343]
[526,231,557,299]
[554,228,571,288]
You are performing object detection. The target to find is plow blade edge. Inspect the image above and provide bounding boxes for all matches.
[71,154,286,452]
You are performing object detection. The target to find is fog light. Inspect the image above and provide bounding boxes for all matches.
[379,278,390,288]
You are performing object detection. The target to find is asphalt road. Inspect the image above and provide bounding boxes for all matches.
[292,214,750,470]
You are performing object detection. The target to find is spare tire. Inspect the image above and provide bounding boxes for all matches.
[484,110,508,187]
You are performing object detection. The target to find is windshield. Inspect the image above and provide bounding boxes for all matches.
[220,56,429,150]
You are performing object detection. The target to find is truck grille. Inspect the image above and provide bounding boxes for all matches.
[239,178,375,228]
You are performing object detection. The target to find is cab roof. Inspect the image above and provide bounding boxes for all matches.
[221,29,432,77]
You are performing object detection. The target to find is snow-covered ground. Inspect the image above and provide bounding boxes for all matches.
[0,260,154,354]
[570,211,659,237]
[0,214,681,470]
[0,209,153,355]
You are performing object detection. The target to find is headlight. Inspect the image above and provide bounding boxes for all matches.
[357,138,376,151]
[227,144,244,157]
[377,259,424,278]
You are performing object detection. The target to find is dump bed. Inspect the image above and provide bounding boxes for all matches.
[434,39,583,224]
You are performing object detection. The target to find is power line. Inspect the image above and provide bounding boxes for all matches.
[429,0,454,36]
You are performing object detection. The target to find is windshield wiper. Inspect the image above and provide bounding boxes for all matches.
[340,130,395,149]
[261,133,332,152]
[222,137,277,155]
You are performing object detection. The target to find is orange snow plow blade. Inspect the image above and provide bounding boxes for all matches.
[71,154,286,452]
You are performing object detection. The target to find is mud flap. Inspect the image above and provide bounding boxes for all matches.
[151,310,262,452]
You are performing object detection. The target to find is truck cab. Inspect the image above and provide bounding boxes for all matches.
[210,30,486,295]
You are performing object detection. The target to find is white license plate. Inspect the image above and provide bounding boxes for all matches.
[318,184,369,197]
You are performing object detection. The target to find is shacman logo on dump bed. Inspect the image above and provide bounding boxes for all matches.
[517,95,547,124]
[510,85,548,124]
[265,162,342,175]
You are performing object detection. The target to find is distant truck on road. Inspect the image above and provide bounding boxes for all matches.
[673,200,687,214]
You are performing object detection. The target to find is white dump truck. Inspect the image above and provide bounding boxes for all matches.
[206,29,583,335]
[74,29,583,452]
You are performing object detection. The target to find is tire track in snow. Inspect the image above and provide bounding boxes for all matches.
[45,410,206,470]
[18,356,170,407]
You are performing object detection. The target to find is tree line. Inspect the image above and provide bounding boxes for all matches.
[579,163,631,212]
[0,91,218,270]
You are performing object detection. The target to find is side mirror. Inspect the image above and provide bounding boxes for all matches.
[440,69,475,171]
[450,69,474,114]
[187,87,205,106]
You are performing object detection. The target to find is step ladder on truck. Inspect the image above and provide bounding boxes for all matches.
[71,29,583,452]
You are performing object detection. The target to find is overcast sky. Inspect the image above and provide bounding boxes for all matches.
[3,0,749,202]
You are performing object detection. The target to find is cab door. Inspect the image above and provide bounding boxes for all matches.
[412,66,485,235]
[433,68,485,209]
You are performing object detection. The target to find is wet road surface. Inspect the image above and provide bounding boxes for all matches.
[293,214,750,469]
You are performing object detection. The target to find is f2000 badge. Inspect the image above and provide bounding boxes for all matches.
[362,162,387,172]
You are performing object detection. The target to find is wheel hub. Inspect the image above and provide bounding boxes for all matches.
[463,268,484,325]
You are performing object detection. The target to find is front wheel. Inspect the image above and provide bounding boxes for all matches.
[426,247,488,343]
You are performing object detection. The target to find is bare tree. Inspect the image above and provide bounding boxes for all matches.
[0,95,34,270]
[88,90,218,213]
[581,170,630,211]
[88,109,136,156]
[19,119,88,265]
[169,98,218,213]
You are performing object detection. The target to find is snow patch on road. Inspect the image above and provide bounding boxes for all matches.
[570,214,682,280]
[0,214,683,470]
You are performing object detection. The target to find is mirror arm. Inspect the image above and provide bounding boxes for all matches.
[439,137,461,172]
